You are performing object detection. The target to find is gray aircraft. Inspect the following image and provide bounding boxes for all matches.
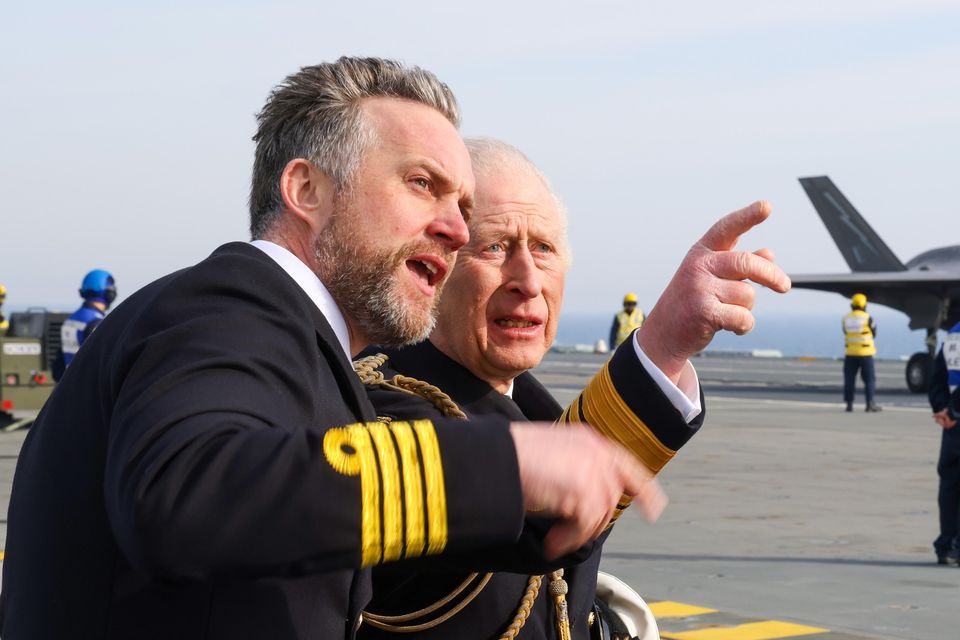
[791,176,960,392]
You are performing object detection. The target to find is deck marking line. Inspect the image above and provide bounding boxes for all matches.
[648,601,717,617]
[660,620,829,640]
[705,396,928,412]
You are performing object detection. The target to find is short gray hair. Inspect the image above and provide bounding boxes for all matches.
[464,137,571,265]
[249,57,460,238]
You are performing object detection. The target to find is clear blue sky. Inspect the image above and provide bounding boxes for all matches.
[2,1,958,334]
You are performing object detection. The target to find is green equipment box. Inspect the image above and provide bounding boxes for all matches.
[1,310,68,429]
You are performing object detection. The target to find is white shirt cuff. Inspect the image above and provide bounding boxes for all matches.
[632,332,702,423]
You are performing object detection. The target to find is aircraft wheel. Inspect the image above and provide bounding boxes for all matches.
[906,352,932,393]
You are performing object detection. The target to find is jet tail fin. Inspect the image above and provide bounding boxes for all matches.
[798,176,906,272]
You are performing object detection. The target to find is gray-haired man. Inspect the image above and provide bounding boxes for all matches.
[357,138,790,639]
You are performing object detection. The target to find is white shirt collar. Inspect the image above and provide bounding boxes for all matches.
[249,240,352,359]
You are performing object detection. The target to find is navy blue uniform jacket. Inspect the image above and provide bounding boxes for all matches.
[0,243,525,639]
[357,339,703,639]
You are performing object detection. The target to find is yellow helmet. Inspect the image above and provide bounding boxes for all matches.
[623,293,638,304]
[0,284,6,297]
[851,293,867,309]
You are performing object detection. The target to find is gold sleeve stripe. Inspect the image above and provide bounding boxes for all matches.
[579,362,675,474]
[391,421,426,558]
[323,424,383,567]
[353,425,383,567]
[324,420,449,565]
[323,426,362,476]
[604,501,633,533]
[412,419,448,555]
[369,423,404,563]
[574,393,586,423]
[557,394,581,426]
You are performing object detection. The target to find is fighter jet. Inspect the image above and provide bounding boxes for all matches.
[790,176,960,392]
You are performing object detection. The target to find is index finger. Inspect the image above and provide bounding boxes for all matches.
[710,251,792,293]
[630,477,668,523]
[699,200,772,252]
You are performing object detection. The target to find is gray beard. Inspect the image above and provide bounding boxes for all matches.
[314,215,443,347]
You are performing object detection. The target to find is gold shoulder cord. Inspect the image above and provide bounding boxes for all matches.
[353,354,572,639]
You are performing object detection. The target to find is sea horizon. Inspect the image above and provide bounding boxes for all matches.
[556,308,935,360]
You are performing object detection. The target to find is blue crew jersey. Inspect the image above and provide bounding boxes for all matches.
[60,302,106,367]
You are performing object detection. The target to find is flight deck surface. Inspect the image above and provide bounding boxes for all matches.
[538,352,952,640]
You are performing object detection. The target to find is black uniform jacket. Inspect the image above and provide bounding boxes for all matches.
[357,339,704,640]
[0,243,526,640]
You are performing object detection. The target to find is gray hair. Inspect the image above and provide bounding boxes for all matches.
[464,137,571,265]
[249,57,460,238]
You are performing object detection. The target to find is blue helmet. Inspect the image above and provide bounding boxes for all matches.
[80,269,117,306]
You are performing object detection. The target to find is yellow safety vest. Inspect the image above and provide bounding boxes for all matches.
[615,309,645,347]
[843,310,876,357]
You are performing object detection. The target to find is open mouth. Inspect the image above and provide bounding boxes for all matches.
[495,319,540,329]
[405,256,446,289]
[493,317,543,333]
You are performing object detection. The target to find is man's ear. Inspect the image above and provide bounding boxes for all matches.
[279,159,336,234]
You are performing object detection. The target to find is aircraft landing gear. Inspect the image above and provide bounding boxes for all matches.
[906,319,947,393]
[906,352,932,393]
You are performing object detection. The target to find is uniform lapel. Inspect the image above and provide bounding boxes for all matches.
[222,242,377,423]
[310,309,377,423]
[380,341,531,421]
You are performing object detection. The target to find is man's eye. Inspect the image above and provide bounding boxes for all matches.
[411,177,430,190]
[486,244,503,253]
[534,242,553,253]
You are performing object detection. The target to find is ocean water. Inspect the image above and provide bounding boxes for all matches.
[555,309,934,360]
[11,301,932,361]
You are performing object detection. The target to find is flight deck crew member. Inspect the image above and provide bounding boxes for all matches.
[610,293,645,348]
[843,293,881,412]
[928,321,960,566]
[357,139,791,640]
[0,284,8,335]
[56,269,117,378]
[0,57,660,640]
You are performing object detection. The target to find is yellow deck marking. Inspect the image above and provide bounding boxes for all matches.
[661,620,829,640]
[649,601,717,618]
